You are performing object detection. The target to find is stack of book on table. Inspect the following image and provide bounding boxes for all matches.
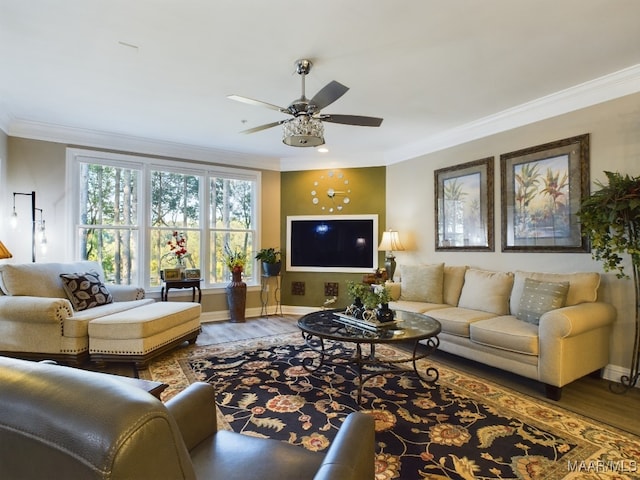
[333,312,397,331]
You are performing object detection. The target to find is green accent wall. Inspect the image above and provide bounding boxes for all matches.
[280,166,386,308]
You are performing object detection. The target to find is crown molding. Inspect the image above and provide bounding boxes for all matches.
[7,119,281,171]
[385,64,640,164]
[4,65,639,170]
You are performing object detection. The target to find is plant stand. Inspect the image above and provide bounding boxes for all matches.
[612,262,640,393]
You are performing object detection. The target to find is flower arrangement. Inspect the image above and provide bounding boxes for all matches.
[372,283,391,305]
[224,245,247,272]
[167,231,189,265]
[346,281,391,309]
[346,281,369,302]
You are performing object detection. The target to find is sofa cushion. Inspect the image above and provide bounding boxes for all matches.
[0,261,105,298]
[510,271,600,315]
[399,263,444,304]
[60,272,113,311]
[389,300,449,314]
[63,299,155,338]
[516,278,569,325]
[443,265,468,306]
[427,307,497,337]
[457,269,514,315]
[470,316,540,356]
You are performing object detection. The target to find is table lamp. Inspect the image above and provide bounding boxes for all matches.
[378,230,405,282]
[0,241,13,259]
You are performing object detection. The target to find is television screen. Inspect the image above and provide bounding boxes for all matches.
[286,215,379,273]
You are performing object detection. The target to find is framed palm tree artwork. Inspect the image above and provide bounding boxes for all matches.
[500,134,590,252]
[435,157,494,251]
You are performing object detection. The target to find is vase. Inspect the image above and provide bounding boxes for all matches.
[376,303,395,323]
[226,270,247,323]
[176,257,186,279]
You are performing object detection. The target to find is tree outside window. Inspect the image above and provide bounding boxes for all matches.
[73,150,258,288]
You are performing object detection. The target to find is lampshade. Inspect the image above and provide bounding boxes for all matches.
[282,116,325,147]
[0,241,13,259]
[378,231,405,252]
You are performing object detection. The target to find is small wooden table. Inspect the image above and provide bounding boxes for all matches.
[113,375,168,400]
[161,278,202,303]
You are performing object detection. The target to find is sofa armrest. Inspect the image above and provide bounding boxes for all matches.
[539,302,616,339]
[0,296,73,324]
[538,302,616,387]
[165,382,218,451]
[106,284,146,301]
[313,412,375,480]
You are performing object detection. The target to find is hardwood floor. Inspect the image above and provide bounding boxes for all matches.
[195,315,640,437]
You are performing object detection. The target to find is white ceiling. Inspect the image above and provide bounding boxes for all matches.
[1,0,640,171]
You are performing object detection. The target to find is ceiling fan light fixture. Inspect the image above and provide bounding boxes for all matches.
[282,116,325,147]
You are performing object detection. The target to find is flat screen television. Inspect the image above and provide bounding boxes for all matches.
[286,214,379,273]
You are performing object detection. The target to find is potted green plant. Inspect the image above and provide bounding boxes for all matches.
[578,171,640,391]
[255,248,281,276]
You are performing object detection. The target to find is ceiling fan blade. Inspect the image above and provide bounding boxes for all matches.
[240,120,284,134]
[320,114,383,127]
[228,95,289,114]
[309,81,349,110]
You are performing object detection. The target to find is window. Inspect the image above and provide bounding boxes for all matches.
[67,149,260,288]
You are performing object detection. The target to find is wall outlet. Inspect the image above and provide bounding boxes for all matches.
[324,282,339,297]
[291,281,305,295]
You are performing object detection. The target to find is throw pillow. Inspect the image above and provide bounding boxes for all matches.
[457,269,514,315]
[516,278,569,325]
[399,263,444,304]
[60,272,113,311]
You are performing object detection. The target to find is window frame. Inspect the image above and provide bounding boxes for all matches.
[66,148,261,290]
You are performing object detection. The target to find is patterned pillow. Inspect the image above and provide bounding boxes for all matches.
[60,272,113,311]
[516,278,569,325]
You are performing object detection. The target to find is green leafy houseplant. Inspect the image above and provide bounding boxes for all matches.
[255,248,281,276]
[578,171,640,390]
[346,281,369,303]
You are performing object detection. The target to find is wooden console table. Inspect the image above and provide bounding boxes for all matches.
[161,278,202,303]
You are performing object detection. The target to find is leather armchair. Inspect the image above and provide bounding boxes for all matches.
[0,356,375,479]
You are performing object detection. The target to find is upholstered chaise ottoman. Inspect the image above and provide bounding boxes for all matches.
[88,302,201,367]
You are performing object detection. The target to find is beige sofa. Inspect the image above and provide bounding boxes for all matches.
[0,261,200,366]
[388,264,616,399]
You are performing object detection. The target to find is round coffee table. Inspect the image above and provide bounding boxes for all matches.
[297,309,441,404]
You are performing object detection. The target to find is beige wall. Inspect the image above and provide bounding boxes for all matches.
[387,92,640,373]
[0,129,8,232]
[2,138,281,314]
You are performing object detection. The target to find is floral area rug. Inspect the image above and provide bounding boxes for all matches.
[142,332,640,480]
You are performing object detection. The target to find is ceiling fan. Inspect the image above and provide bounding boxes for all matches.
[228,59,383,147]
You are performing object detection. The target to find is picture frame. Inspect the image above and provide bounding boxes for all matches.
[500,134,590,252]
[184,268,201,279]
[435,157,494,251]
[162,268,182,281]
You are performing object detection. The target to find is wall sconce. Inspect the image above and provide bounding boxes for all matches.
[378,230,405,282]
[11,191,47,262]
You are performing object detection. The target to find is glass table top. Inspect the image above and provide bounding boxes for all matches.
[297,309,441,343]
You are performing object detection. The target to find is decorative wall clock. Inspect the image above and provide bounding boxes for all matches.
[310,170,351,213]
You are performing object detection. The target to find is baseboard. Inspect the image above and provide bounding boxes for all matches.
[602,363,639,388]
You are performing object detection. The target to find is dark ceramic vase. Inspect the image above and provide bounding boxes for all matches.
[226,270,247,323]
[376,303,394,323]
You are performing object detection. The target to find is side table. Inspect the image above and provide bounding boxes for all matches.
[260,274,282,316]
[161,278,202,303]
